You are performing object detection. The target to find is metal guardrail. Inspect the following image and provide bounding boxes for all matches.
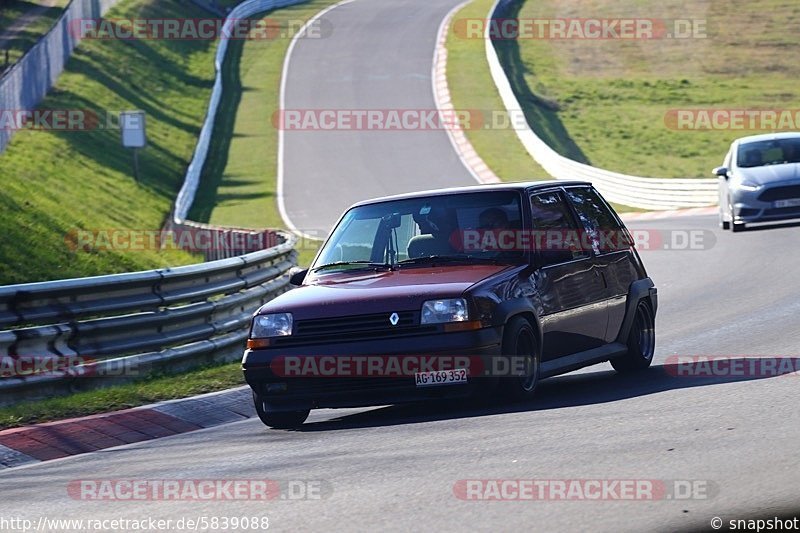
[0,231,297,405]
[484,0,718,210]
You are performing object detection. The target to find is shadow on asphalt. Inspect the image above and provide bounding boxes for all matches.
[736,219,800,232]
[294,360,784,432]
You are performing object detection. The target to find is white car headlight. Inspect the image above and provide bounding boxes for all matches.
[251,313,293,337]
[739,180,762,191]
[421,298,468,324]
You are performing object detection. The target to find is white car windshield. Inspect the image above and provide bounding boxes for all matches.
[737,138,800,168]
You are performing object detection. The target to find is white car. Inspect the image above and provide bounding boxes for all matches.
[714,132,800,232]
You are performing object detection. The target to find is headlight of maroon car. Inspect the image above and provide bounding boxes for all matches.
[421,298,468,324]
[251,313,293,338]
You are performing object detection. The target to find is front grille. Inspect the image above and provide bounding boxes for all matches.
[763,206,800,217]
[758,185,800,202]
[295,311,417,337]
[737,208,760,217]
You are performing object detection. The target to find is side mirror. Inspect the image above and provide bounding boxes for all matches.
[712,166,729,178]
[289,268,308,286]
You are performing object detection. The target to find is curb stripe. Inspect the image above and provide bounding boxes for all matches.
[0,443,38,468]
[0,387,254,469]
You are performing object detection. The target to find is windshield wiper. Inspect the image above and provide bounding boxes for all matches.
[311,260,394,272]
[397,254,501,266]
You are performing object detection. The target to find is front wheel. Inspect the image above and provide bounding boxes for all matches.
[729,198,745,232]
[719,207,730,230]
[500,317,540,400]
[611,300,655,373]
[253,391,309,429]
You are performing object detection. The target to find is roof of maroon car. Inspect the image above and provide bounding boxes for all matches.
[351,180,592,207]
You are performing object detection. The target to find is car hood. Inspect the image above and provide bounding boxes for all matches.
[736,163,800,185]
[257,264,512,319]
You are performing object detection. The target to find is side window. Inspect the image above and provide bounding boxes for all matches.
[564,187,629,254]
[530,191,589,266]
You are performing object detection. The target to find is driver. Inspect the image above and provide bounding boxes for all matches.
[783,142,800,163]
[476,208,513,253]
[478,207,509,230]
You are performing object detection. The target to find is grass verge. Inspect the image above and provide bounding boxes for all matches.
[446,0,643,213]
[453,0,800,180]
[446,0,549,182]
[0,0,68,68]
[0,0,228,284]
[0,361,243,430]
[188,1,340,267]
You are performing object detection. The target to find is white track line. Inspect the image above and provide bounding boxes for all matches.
[277,0,356,242]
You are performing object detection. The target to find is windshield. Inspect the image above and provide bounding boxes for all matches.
[736,137,800,168]
[312,191,525,271]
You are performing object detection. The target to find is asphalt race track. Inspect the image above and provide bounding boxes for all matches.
[280,0,476,235]
[3,0,799,531]
[2,215,800,531]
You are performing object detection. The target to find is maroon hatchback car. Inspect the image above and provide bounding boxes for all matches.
[243,181,657,428]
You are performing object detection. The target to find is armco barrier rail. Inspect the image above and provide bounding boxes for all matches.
[484,0,718,210]
[174,0,308,223]
[0,0,122,153]
[0,231,296,405]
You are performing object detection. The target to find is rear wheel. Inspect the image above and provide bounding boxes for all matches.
[611,300,655,373]
[253,391,309,429]
[500,317,540,400]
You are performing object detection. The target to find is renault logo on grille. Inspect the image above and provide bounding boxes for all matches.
[389,312,400,326]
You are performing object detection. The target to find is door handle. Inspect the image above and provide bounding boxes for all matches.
[594,269,608,288]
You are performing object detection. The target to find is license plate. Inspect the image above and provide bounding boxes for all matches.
[415,369,468,387]
[774,198,800,208]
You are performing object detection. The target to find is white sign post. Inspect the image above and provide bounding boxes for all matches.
[120,111,146,182]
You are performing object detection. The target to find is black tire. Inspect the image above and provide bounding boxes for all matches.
[253,391,309,429]
[500,317,540,400]
[611,300,655,373]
